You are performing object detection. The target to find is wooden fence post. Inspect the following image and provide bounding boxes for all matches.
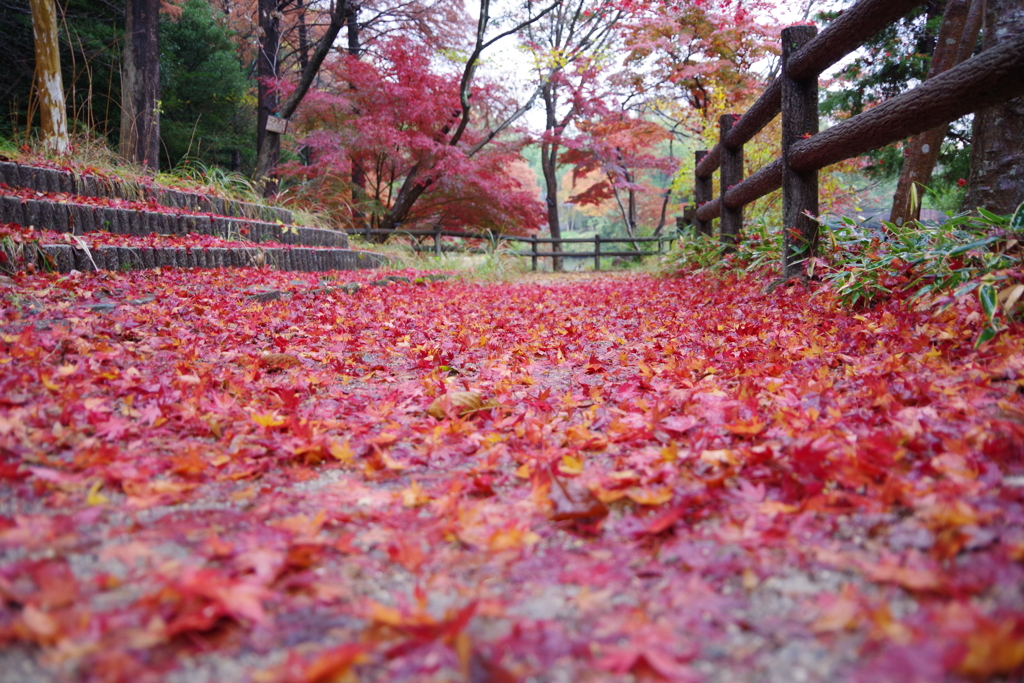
[531,238,538,272]
[781,25,820,278]
[434,224,441,256]
[719,114,744,248]
[694,150,713,236]
[680,210,694,239]
[594,235,602,271]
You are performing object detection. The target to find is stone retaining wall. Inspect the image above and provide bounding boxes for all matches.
[0,195,347,248]
[0,242,384,274]
[0,161,293,224]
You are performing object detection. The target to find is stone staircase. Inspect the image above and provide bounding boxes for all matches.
[0,161,384,274]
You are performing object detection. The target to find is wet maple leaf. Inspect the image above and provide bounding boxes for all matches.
[956,616,1024,679]
[278,644,367,683]
[261,353,303,370]
[596,645,700,682]
[547,473,609,525]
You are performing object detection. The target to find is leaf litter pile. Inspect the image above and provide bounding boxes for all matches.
[2,267,1024,683]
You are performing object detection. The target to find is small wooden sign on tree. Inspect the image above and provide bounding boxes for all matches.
[265,116,289,135]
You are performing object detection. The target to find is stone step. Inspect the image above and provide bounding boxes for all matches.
[0,194,348,248]
[0,161,292,224]
[0,242,384,274]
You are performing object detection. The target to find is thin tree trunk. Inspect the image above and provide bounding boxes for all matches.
[255,0,281,196]
[29,0,70,155]
[347,1,368,231]
[541,139,564,272]
[653,188,672,236]
[540,83,564,272]
[296,0,309,71]
[255,0,347,196]
[609,173,642,253]
[890,0,980,226]
[962,0,1024,216]
[121,0,160,171]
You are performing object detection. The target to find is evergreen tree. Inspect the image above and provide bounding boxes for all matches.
[159,0,251,171]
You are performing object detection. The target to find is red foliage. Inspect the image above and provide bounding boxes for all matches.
[280,39,544,235]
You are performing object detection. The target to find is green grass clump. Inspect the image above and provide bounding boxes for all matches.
[663,203,1024,347]
[818,204,1024,345]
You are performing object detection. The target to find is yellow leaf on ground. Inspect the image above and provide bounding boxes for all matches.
[401,480,430,508]
[559,454,584,475]
[700,449,738,467]
[958,618,1024,678]
[329,440,354,462]
[252,413,285,428]
[86,480,108,506]
[625,487,674,506]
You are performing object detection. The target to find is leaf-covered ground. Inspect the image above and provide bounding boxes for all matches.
[2,267,1024,683]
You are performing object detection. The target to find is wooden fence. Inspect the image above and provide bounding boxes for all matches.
[692,0,1024,277]
[345,227,679,271]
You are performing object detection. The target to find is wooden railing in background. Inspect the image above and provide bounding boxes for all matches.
[692,0,1024,276]
[344,227,679,271]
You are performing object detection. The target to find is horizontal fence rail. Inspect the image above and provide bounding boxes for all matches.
[344,227,679,271]
[690,0,1024,277]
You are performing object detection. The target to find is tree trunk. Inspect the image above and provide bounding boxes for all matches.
[653,188,672,236]
[890,0,981,226]
[962,0,1024,216]
[378,162,432,236]
[29,0,70,155]
[255,0,281,196]
[254,0,348,196]
[540,83,564,272]
[121,0,160,171]
[296,0,309,71]
[541,139,563,272]
[347,1,368,231]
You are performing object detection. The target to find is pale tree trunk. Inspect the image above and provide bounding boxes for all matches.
[962,0,1024,216]
[121,0,160,171]
[29,0,70,155]
[890,0,981,226]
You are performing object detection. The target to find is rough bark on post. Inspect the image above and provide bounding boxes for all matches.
[788,35,1024,173]
[29,0,69,155]
[121,0,160,171]
[694,150,713,236]
[781,25,819,278]
[962,0,1024,216]
[719,114,744,248]
[890,0,981,226]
